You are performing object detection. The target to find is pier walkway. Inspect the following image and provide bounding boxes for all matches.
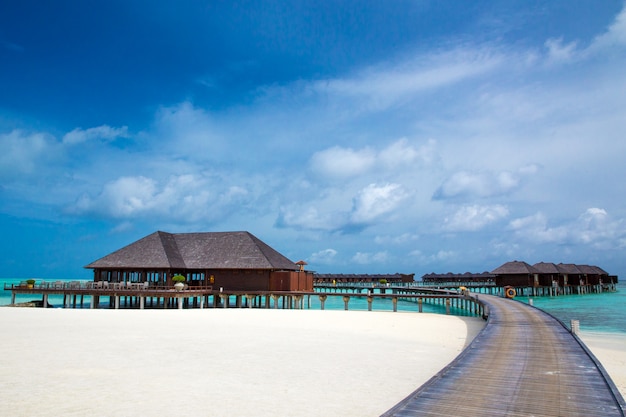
[382,294,626,416]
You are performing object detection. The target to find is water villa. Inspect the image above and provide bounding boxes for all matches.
[314,273,415,285]
[422,260,619,296]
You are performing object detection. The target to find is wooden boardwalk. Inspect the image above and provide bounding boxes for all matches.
[382,294,626,417]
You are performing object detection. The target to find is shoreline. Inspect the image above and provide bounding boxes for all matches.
[579,330,626,399]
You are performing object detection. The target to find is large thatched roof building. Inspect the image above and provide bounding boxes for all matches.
[85,231,313,291]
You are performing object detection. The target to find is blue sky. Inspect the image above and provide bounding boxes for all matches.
[2,1,626,279]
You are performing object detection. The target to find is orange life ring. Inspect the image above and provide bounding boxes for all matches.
[505,287,516,298]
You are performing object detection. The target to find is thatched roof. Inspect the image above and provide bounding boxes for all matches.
[576,264,608,275]
[85,231,298,271]
[533,262,560,274]
[491,261,539,275]
[556,263,583,275]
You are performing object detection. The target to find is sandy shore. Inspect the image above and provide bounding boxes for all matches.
[0,308,485,417]
[2,308,623,416]
[579,331,626,399]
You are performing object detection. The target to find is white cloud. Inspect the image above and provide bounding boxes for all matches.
[575,208,624,247]
[309,146,376,179]
[62,125,129,145]
[444,204,509,232]
[351,251,389,265]
[309,138,434,180]
[374,233,420,245]
[545,38,578,64]
[508,208,626,250]
[277,181,409,232]
[379,138,438,167]
[71,174,250,223]
[153,102,226,159]
[590,6,626,51]
[509,212,568,243]
[409,249,456,264]
[350,183,408,224]
[0,130,59,178]
[277,205,348,231]
[311,48,504,112]
[73,176,158,218]
[309,248,338,264]
[434,170,521,200]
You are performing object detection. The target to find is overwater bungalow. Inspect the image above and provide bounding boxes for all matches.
[313,273,415,285]
[421,260,618,296]
[85,231,313,291]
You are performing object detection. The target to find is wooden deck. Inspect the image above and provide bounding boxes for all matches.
[4,282,488,316]
[381,294,626,417]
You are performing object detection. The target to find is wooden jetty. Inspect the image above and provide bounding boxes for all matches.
[316,280,619,298]
[4,281,486,317]
[4,281,215,309]
[381,293,626,417]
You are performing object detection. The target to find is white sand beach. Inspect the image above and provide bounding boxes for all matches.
[2,308,624,417]
[580,331,626,398]
[0,308,484,417]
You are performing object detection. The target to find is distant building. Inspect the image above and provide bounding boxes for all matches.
[491,261,615,287]
[422,260,617,287]
[314,273,415,284]
[85,231,313,291]
[421,271,495,284]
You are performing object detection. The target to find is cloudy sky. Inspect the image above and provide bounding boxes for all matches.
[1,1,626,279]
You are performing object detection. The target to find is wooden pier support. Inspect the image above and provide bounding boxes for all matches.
[319,295,327,310]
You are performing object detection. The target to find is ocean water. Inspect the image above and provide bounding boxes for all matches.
[1,278,624,334]
[515,283,626,334]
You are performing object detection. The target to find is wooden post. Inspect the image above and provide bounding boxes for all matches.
[392,297,398,312]
[367,296,373,311]
[342,295,350,310]
[178,297,183,309]
[139,296,145,310]
[245,294,254,308]
[445,298,450,315]
[418,297,422,312]
[319,295,327,310]
[219,294,229,308]
[271,294,280,309]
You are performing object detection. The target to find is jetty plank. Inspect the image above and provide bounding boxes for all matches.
[382,294,626,417]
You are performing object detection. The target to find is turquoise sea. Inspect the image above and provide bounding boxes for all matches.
[1,278,624,334]
[516,283,626,334]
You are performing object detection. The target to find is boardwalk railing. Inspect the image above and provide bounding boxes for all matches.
[381,294,626,417]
